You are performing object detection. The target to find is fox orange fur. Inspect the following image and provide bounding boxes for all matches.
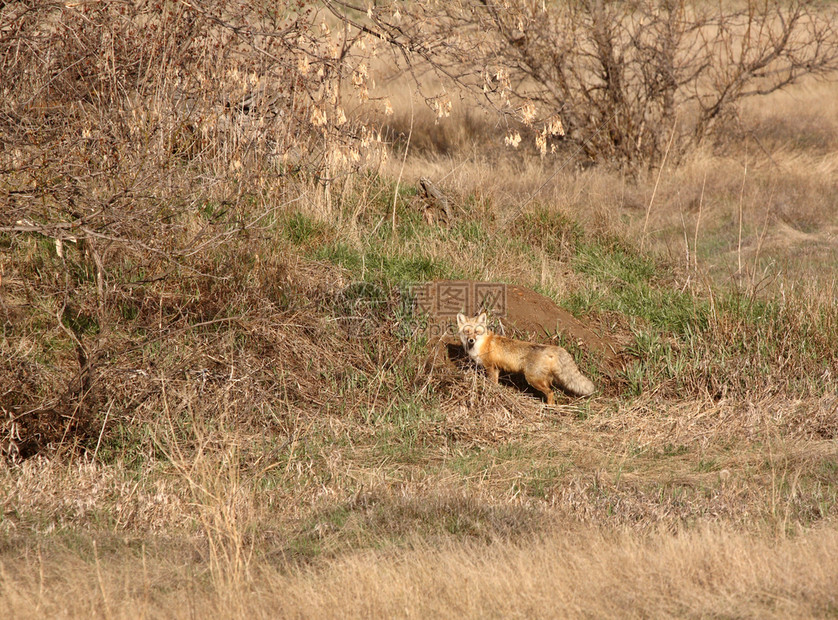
[457,312,595,404]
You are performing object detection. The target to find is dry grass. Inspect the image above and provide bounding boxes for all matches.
[2,525,838,618]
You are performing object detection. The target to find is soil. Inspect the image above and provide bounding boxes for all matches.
[501,283,621,363]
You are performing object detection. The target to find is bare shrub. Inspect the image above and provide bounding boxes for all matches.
[338,0,838,167]
[0,1,390,456]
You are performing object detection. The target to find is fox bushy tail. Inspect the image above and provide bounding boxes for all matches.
[554,351,595,396]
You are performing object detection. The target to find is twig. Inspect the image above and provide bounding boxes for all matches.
[738,147,748,275]
[694,171,706,273]
[392,95,414,234]
[641,120,677,252]
[93,400,113,461]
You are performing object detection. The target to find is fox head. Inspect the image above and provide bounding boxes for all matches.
[456,312,489,354]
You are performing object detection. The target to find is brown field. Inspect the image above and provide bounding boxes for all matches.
[1,2,837,617]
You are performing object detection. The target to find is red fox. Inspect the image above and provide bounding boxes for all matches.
[456,312,595,404]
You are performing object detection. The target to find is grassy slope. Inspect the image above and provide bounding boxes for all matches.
[2,74,838,620]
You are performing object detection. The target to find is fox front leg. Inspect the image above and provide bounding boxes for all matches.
[485,365,500,384]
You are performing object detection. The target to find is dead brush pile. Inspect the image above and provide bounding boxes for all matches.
[1,231,452,458]
[0,0,398,458]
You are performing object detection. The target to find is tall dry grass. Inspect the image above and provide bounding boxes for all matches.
[2,525,837,618]
[380,72,838,291]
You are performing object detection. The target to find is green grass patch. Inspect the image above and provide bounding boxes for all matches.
[277,211,332,248]
[314,240,451,286]
[512,207,583,260]
[568,238,704,334]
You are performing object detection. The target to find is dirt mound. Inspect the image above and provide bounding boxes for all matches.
[502,284,620,363]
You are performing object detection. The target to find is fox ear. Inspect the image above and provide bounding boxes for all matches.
[477,312,487,324]
[456,313,466,326]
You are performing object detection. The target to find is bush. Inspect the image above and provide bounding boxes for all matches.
[0,0,388,456]
[352,0,838,167]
